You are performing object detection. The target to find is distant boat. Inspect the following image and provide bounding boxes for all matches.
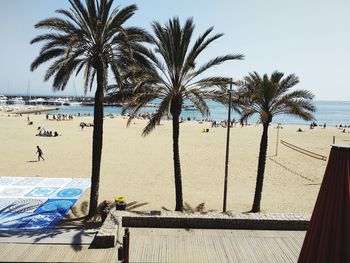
[183,104,197,111]
[26,97,46,105]
[0,95,8,104]
[69,100,82,106]
[8,97,25,104]
[47,98,70,106]
[81,100,123,107]
[81,100,94,106]
[58,98,70,106]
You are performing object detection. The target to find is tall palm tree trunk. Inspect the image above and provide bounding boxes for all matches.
[251,122,269,213]
[172,112,183,211]
[88,64,105,217]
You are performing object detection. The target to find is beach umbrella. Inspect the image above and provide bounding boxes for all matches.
[298,144,350,263]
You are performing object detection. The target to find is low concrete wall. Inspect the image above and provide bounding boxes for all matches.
[92,212,123,248]
[122,216,309,231]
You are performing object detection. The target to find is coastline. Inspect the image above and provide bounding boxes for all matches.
[1,99,350,126]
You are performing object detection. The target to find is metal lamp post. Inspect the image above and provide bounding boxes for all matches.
[275,123,281,156]
[223,79,233,213]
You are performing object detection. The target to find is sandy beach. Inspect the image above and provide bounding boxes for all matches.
[0,112,349,214]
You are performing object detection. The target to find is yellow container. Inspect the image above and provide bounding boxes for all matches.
[115,196,125,203]
[115,196,126,210]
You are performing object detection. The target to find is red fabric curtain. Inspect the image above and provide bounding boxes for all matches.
[298,146,350,263]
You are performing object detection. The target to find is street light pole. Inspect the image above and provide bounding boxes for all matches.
[275,123,281,156]
[223,79,233,213]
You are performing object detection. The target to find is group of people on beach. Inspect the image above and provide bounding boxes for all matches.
[211,120,237,128]
[310,122,327,129]
[122,112,155,120]
[36,127,59,137]
[336,124,350,133]
[337,124,350,128]
[80,122,94,130]
[46,113,74,121]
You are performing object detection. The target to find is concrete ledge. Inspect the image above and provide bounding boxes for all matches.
[122,216,309,230]
[93,211,310,248]
[92,212,123,248]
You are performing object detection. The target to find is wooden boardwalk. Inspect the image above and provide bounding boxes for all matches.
[129,228,306,263]
[0,243,117,262]
[0,228,305,262]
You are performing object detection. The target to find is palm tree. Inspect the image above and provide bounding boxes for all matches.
[239,71,315,213]
[30,0,149,217]
[124,17,244,211]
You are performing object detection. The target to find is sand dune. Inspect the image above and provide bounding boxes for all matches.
[0,113,348,213]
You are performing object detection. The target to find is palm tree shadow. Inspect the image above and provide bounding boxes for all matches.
[0,224,95,252]
[162,202,217,215]
[31,228,95,252]
[242,210,254,214]
[0,201,98,251]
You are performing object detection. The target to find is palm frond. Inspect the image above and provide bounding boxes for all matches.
[187,54,244,83]
[31,0,147,95]
[238,71,315,124]
[186,90,210,116]
[124,16,243,137]
[142,94,171,136]
[188,77,232,89]
[31,48,65,71]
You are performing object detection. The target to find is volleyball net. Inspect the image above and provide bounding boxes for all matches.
[280,140,327,161]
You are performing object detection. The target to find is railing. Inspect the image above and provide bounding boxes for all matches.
[122,228,130,263]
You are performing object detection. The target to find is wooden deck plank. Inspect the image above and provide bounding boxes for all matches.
[128,229,306,263]
[0,244,117,262]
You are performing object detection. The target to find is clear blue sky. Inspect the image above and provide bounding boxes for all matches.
[0,0,349,100]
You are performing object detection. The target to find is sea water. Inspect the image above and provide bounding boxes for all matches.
[53,100,350,126]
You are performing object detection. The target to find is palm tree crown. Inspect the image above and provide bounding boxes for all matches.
[239,71,315,125]
[125,17,243,211]
[126,17,244,135]
[30,0,148,216]
[31,0,148,91]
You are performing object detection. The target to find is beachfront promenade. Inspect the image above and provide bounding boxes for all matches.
[0,243,117,262]
[0,224,306,262]
[0,210,310,262]
[128,228,305,263]
[119,211,309,262]
[1,231,305,263]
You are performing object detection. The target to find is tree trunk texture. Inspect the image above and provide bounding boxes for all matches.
[251,123,269,213]
[88,63,105,217]
[172,112,183,211]
[170,95,183,212]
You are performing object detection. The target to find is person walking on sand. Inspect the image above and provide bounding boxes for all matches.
[80,122,85,130]
[36,146,45,161]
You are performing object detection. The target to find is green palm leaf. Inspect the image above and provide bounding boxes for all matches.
[31,0,148,217]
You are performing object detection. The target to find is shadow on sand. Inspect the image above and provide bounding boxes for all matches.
[0,202,100,251]
[0,227,96,251]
